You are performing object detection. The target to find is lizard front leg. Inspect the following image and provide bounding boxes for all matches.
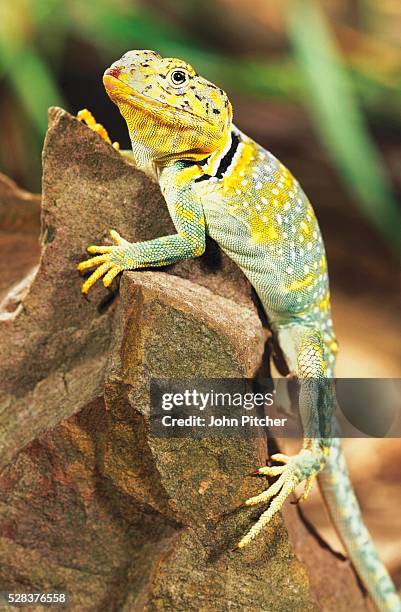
[77,175,206,293]
[237,327,335,548]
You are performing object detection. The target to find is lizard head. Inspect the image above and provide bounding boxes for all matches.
[103,50,232,168]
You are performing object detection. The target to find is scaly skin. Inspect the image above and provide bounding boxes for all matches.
[77,50,400,611]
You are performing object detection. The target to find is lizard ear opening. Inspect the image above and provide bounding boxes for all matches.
[225,102,233,131]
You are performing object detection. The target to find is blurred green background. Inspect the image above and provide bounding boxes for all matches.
[1,1,400,572]
[0,0,400,254]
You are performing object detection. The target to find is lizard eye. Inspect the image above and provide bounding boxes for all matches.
[169,69,189,88]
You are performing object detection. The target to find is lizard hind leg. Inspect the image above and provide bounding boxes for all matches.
[237,326,333,549]
[237,446,326,548]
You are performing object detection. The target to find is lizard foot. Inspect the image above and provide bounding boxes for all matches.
[236,447,327,549]
[77,229,133,294]
[77,109,120,150]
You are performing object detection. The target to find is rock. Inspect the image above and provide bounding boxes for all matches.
[0,106,255,470]
[103,271,267,521]
[0,108,369,610]
[0,173,41,302]
[0,173,41,234]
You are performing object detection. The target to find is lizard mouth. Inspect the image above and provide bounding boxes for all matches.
[103,72,139,100]
[103,72,214,126]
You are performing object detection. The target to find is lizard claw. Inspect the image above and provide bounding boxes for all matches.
[270,453,290,464]
[236,448,325,549]
[77,254,109,271]
[108,229,130,246]
[248,465,287,477]
[77,229,132,293]
[77,109,120,150]
[86,229,129,255]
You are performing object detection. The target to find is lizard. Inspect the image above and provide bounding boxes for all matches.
[77,50,401,611]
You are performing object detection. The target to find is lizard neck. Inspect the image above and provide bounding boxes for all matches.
[127,136,157,179]
[157,127,244,188]
[151,126,234,176]
[159,127,239,177]
[200,128,233,176]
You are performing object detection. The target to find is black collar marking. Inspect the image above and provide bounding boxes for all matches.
[194,132,240,183]
[215,132,240,178]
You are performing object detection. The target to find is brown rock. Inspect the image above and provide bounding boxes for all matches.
[0,107,254,470]
[0,173,41,234]
[0,173,41,302]
[0,108,369,610]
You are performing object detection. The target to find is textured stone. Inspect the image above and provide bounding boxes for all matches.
[0,173,40,302]
[0,108,369,610]
[0,107,254,470]
[0,173,40,234]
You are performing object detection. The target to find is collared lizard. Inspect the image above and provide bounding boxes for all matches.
[77,50,400,611]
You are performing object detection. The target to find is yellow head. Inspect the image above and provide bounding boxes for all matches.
[103,50,232,169]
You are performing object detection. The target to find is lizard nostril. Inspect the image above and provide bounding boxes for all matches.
[106,67,122,79]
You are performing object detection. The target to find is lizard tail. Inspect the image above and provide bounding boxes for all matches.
[318,438,401,612]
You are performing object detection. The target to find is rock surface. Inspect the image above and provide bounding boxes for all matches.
[0,173,41,302]
[0,108,370,610]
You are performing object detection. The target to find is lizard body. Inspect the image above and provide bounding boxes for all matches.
[77,50,400,611]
